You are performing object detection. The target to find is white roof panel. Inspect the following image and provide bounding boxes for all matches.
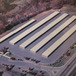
[20,13,68,49]
[9,11,59,45]
[42,25,76,58]
[30,16,76,53]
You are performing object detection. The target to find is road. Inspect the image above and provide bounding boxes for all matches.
[60,58,76,76]
[58,54,76,76]
[69,67,76,76]
[0,54,62,76]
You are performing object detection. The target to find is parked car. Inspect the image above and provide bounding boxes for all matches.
[25,57,30,60]
[10,57,16,60]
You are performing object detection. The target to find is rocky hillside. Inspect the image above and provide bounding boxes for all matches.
[0,0,76,35]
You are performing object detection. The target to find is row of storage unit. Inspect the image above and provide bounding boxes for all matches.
[0,11,76,58]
